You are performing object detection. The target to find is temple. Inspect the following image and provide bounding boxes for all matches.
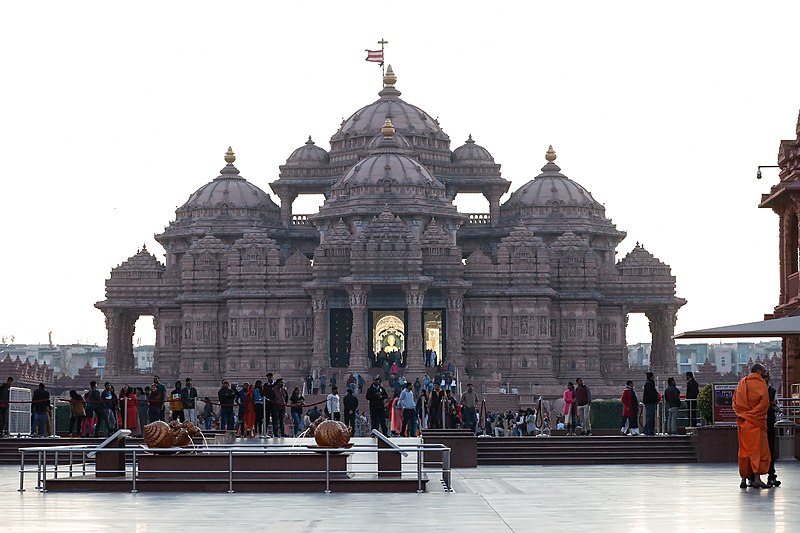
[96,66,685,393]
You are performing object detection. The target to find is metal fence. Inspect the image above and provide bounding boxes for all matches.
[18,439,452,494]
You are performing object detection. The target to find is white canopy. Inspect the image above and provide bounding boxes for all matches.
[674,316,800,339]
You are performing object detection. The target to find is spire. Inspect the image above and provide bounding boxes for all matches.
[306,136,315,145]
[540,145,561,173]
[381,118,396,139]
[220,147,241,176]
[378,64,401,99]
[466,134,475,144]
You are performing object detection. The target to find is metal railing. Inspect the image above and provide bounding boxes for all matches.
[778,397,800,424]
[18,438,452,494]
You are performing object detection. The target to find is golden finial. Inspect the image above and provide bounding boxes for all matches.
[383,64,397,87]
[545,145,556,162]
[224,147,236,164]
[381,118,396,139]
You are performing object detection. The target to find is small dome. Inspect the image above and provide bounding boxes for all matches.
[177,148,279,221]
[285,136,329,167]
[502,148,600,211]
[337,152,443,190]
[366,130,413,152]
[451,135,495,165]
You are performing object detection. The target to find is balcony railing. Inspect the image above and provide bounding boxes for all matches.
[467,213,491,225]
[291,214,311,226]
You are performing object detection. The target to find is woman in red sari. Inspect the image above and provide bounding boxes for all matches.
[242,383,256,438]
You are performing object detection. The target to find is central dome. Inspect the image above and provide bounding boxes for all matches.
[337,152,443,189]
[330,66,448,143]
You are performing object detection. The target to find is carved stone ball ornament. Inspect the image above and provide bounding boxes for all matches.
[143,420,204,448]
[310,419,352,448]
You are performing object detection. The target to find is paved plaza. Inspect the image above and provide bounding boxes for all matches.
[1,462,798,532]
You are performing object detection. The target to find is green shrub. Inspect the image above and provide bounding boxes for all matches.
[697,383,713,424]
[590,399,623,429]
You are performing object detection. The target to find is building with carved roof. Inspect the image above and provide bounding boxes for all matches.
[96,66,685,394]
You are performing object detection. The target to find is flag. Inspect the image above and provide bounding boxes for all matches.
[365,49,384,64]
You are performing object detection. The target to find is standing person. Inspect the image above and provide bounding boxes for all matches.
[0,376,13,437]
[326,386,342,421]
[217,380,236,431]
[253,380,264,436]
[305,373,313,395]
[416,389,428,431]
[95,382,117,437]
[343,388,358,434]
[621,381,640,435]
[428,383,445,429]
[685,371,699,428]
[182,378,198,426]
[664,377,681,435]
[241,383,255,437]
[575,378,592,435]
[67,389,86,437]
[765,371,781,487]
[122,385,137,432]
[399,382,417,437]
[289,387,305,436]
[202,397,215,430]
[346,373,356,394]
[642,372,659,436]
[733,363,771,489]
[357,373,365,394]
[147,384,163,424]
[459,383,479,433]
[366,376,389,434]
[169,381,185,422]
[152,375,167,421]
[319,373,327,395]
[31,383,50,437]
[389,391,402,435]
[263,373,277,436]
[562,382,576,436]
[136,387,148,436]
[272,379,288,437]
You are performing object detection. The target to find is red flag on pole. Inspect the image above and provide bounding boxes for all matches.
[365,49,384,64]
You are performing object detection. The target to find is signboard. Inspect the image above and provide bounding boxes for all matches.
[712,383,738,426]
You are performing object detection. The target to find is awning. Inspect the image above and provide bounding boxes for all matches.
[674,316,800,339]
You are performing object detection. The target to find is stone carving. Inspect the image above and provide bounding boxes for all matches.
[143,420,203,448]
[309,419,352,448]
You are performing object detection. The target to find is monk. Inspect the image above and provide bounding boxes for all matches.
[732,363,771,489]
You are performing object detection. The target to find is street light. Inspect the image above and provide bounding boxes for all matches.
[757,165,780,179]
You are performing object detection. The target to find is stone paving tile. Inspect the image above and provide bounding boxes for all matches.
[0,462,798,532]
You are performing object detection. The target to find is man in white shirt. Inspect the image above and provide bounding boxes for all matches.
[326,387,341,421]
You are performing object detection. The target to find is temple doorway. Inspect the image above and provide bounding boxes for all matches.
[424,309,445,366]
[370,310,406,367]
[329,309,353,367]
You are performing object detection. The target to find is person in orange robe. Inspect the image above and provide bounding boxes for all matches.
[732,363,771,489]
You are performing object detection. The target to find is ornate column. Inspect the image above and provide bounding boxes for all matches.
[778,208,787,303]
[311,292,329,371]
[119,315,137,371]
[278,189,298,228]
[404,286,426,375]
[647,306,678,376]
[347,287,369,371]
[445,292,465,372]
[104,310,122,375]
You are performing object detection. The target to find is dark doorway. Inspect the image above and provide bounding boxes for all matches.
[329,309,352,367]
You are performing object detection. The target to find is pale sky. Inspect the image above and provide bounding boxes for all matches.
[1,2,797,347]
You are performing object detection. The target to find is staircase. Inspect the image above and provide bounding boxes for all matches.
[477,435,696,465]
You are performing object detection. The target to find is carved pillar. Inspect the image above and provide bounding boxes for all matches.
[404,286,426,374]
[647,307,677,376]
[779,208,787,303]
[311,293,329,371]
[483,191,502,227]
[119,315,137,371]
[445,292,464,372]
[104,310,122,375]
[347,287,369,371]
[279,190,298,228]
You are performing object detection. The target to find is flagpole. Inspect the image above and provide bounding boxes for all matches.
[378,38,388,81]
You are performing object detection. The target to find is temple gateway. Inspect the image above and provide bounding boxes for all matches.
[96,67,685,393]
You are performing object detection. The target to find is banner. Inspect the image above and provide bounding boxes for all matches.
[712,383,738,426]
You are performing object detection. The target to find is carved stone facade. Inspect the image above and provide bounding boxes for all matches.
[96,68,685,391]
[760,109,800,394]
